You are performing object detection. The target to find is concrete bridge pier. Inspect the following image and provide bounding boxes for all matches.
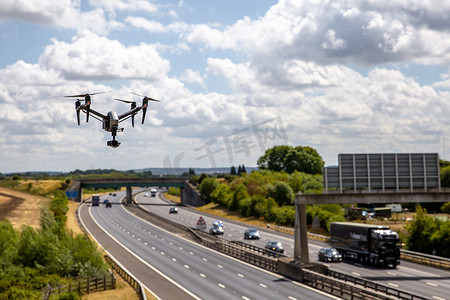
[126,186,132,203]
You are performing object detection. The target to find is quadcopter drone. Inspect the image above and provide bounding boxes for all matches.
[65,92,160,148]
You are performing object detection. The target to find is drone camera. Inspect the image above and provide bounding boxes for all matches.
[107,140,121,148]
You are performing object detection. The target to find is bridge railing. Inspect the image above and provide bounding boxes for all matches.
[326,269,428,300]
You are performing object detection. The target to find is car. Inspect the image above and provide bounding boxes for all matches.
[244,228,260,239]
[169,207,178,214]
[104,199,112,208]
[265,241,284,253]
[213,220,224,228]
[318,247,342,262]
[144,193,149,197]
[210,224,224,235]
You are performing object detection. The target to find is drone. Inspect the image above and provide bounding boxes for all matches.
[65,92,160,148]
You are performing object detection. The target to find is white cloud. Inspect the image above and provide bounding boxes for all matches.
[39,31,170,81]
[185,0,450,66]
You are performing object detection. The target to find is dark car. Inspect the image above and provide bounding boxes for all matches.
[318,247,342,262]
[244,228,260,239]
[104,199,112,208]
[169,207,178,214]
[265,241,284,253]
[210,224,224,235]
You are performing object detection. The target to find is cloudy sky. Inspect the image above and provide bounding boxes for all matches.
[1,0,449,173]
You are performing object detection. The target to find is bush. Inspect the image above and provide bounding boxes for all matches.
[441,202,450,214]
[228,184,248,211]
[210,184,231,206]
[199,178,219,203]
[168,187,180,196]
[266,181,295,206]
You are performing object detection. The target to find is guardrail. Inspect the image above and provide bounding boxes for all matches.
[275,225,450,270]
[41,273,115,299]
[104,255,146,300]
[400,249,450,270]
[327,269,428,300]
[74,202,146,300]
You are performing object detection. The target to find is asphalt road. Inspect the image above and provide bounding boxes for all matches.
[134,189,450,300]
[80,191,339,300]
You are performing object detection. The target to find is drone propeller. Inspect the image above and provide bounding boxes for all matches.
[130,92,161,102]
[64,91,108,98]
[65,92,107,123]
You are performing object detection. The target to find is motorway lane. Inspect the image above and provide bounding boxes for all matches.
[136,189,450,300]
[85,192,339,300]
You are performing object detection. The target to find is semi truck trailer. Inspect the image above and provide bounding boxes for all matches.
[330,222,400,268]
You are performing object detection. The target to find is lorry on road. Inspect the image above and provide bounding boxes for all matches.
[330,222,400,268]
[92,194,100,206]
[150,188,157,197]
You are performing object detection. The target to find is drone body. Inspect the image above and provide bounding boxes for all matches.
[65,92,160,148]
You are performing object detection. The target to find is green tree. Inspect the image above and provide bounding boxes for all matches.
[199,177,219,203]
[257,145,324,175]
[210,184,232,206]
[266,181,295,206]
[230,166,237,175]
[228,184,248,211]
[441,202,450,214]
[441,166,450,187]
[406,206,438,254]
[430,221,450,257]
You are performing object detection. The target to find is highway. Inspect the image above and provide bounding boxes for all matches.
[134,189,450,300]
[79,191,339,300]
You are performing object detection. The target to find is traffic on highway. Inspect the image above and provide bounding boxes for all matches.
[80,188,450,300]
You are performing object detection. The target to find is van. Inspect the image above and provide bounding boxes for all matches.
[386,204,402,213]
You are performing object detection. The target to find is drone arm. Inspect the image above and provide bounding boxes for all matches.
[118,106,142,121]
[83,108,107,121]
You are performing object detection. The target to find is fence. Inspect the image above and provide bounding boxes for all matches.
[41,273,115,299]
[327,269,428,300]
[104,255,147,300]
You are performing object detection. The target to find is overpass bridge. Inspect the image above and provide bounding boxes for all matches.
[67,177,191,203]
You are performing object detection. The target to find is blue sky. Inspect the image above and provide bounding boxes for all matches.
[1,0,450,173]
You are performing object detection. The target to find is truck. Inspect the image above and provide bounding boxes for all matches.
[150,188,157,197]
[92,194,100,206]
[330,222,400,268]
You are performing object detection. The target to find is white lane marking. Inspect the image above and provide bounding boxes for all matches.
[387,271,396,276]
[80,203,200,300]
[184,265,190,269]
[200,273,206,278]
[432,296,446,300]
[259,283,267,288]
[119,200,343,300]
[218,283,225,288]
[242,297,251,300]
[352,272,360,276]
[237,273,244,278]
[160,252,165,255]
[202,258,208,262]
[427,282,438,287]
[218,264,223,268]
[388,283,399,288]
[172,258,177,262]
[398,266,441,277]
[289,297,298,300]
